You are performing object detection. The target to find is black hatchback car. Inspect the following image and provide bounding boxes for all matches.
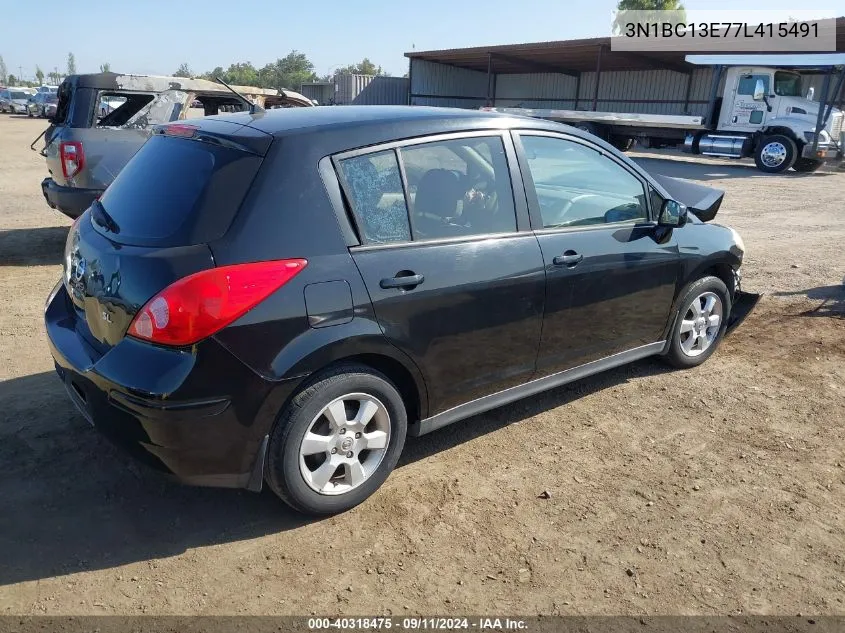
[46,106,745,515]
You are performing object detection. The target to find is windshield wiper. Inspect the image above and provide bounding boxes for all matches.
[92,199,120,234]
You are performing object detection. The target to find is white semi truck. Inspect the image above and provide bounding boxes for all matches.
[483,55,845,174]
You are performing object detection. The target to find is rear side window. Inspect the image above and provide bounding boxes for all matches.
[338,150,411,244]
[96,135,262,247]
[400,136,516,240]
[338,135,516,245]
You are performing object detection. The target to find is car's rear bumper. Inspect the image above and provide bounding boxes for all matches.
[45,282,298,490]
[41,178,102,220]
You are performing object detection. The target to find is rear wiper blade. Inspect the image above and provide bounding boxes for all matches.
[92,200,120,234]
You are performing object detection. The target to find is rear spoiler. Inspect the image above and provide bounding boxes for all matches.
[153,119,274,156]
[651,174,724,222]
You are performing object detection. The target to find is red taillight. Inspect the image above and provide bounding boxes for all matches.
[127,259,307,346]
[59,141,84,179]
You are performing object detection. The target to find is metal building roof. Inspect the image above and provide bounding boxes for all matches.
[405,17,845,75]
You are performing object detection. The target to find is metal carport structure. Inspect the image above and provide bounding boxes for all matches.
[404,17,845,118]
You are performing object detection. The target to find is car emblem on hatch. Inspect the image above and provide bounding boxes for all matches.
[73,256,86,282]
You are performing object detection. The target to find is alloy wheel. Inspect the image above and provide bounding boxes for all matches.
[679,291,723,357]
[298,393,391,495]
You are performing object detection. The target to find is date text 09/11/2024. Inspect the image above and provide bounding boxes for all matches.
[307,617,528,630]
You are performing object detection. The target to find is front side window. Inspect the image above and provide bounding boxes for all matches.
[737,74,770,96]
[338,150,411,245]
[400,136,516,240]
[520,135,647,229]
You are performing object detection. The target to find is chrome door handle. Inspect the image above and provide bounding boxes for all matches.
[553,251,583,266]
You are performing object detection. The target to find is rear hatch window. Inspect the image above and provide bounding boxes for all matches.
[94,134,263,247]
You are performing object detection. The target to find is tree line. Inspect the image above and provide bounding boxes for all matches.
[0,49,392,92]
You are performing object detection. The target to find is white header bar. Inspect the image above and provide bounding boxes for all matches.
[610,10,838,53]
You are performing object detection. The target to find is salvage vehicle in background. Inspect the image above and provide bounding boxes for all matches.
[46,106,747,516]
[1,87,36,114]
[36,72,313,219]
[27,91,58,118]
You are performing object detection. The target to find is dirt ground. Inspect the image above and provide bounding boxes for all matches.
[0,114,843,617]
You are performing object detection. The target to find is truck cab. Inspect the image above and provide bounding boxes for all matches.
[708,66,843,172]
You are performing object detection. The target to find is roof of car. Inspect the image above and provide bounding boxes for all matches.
[213,105,566,137]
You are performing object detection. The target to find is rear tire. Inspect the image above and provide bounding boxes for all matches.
[792,157,824,173]
[663,276,731,369]
[265,364,407,516]
[754,134,797,173]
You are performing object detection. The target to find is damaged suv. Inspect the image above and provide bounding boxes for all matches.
[38,72,313,219]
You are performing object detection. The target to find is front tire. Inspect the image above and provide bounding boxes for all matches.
[664,276,731,369]
[754,134,797,173]
[265,364,407,515]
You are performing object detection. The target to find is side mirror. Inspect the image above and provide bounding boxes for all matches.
[753,79,765,101]
[658,199,688,228]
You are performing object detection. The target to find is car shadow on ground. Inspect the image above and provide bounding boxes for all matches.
[774,282,845,318]
[0,357,674,586]
[632,154,839,182]
[0,226,68,266]
[401,357,674,465]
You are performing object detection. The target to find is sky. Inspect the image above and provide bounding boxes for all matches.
[1,0,842,82]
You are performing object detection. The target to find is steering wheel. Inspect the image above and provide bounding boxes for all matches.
[548,193,599,224]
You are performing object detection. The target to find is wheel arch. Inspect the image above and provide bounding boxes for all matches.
[758,125,802,149]
[661,257,738,345]
[700,262,736,299]
[337,353,425,426]
[266,333,429,435]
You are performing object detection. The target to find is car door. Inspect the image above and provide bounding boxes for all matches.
[335,132,546,415]
[513,132,679,375]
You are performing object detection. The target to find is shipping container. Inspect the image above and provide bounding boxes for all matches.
[299,82,334,105]
[301,74,409,106]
